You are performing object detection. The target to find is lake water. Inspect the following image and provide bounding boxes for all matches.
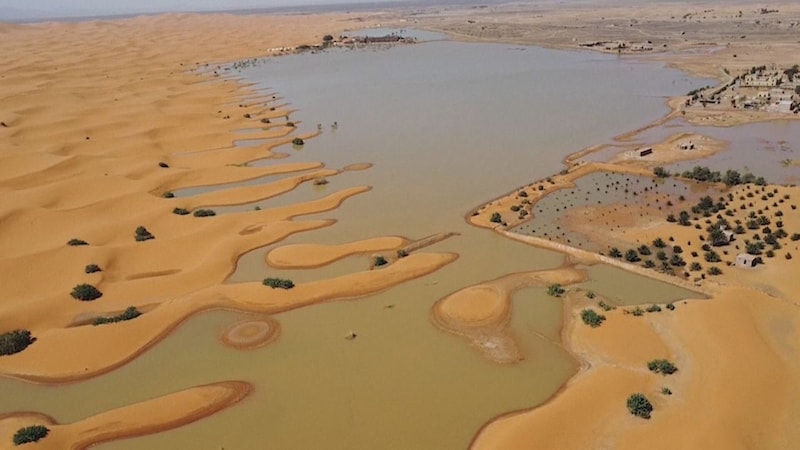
[0,36,709,449]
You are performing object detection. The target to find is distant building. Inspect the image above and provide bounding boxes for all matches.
[741,74,780,87]
[679,141,695,150]
[630,42,654,51]
[638,147,653,157]
[722,230,735,242]
[736,254,759,268]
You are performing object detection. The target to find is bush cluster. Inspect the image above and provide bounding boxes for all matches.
[580,309,606,327]
[67,238,88,246]
[263,278,295,289]
[193,209,216,217]
[12,425,49,445]
[647,359,678,375]
[0,330,34,356]
[627,393,653,419]
[173,207,190,215]
[547,284,566,297]
[135,226,154,242]
[71,283,103,301]
[84,264,101,274]
[93,307,142,326]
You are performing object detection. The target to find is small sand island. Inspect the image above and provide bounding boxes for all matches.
[1,1,799,449]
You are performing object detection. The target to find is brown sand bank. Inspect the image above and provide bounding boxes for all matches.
[0,381,251,450]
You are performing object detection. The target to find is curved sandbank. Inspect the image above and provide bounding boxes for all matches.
[0,381,252,449]
[266,236,408,269]
[432,266,586,364]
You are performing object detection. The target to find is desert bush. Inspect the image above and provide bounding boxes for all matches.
[158,162,169,168]
[0,330,34,356]
[585,290,595,299]
[580,309,606,327]
[12,425,49,445]
[193,209,216,217]
[396,249,409,258]
[631,306,644,316]
[71,283,102,301]
[374,256,388,267]
[624,249,640,263]
[627,393,653,419]
[134,226,154,242]
[661,387,673,395]
[646,304,662,313]
[666,303,675,311]
[609,247,622,258]
[708,266,723,276]
[547,284,566,297]
[263,278,295,289]
[652,237,666,248]
[292,137,305,146]
[490,212,502,223]
[598,301,615,311]
[162,191,175,198]
[67,239,88,246]
[84,264,101,274]
[648,359,678,375]
[93,307,142,326]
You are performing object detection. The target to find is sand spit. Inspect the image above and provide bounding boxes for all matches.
[267,236,408,269]
[0,381,252,450]
[433,266,586,364]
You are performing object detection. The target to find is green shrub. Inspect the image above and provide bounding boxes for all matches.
[93,307,142,326]
[646,304,662,313]
[374,256,388,267]
[653,166,670,178]
[689,262,702,271]
[585,290,596,299]
[625,249,640,263]
[292,137,305,146]
[134,226,154,242]
[263,278,295,289]
[631,306,644,316]
[0,330,34,356]
[12,425,49,445]
[396,249,409,258]
[609,247,622,258]
[652,237,666,248]
[648,359,678,375]
[71,283,102,301]
[173,207,190,215]
[661,387,673,396]
[666,303,675,311]
[598,301,615,311]
[162,191,175,198]
[708,266,723,275]
[580,309,606,327]
[510,205,521,212]
[67,238,88,246]
[490,212,502,223]
[547,284,566,297]
[193,209,216,217]
[627,393,653,419]
[84,264,101,274]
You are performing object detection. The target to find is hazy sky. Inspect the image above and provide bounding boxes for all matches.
[0,0,394,19]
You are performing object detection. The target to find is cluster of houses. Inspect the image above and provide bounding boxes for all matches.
[688,64,800,114]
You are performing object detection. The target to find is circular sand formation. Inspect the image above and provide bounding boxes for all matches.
[221,317,280,350]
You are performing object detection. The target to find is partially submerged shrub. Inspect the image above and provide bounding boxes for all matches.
[193,209,216,217]
[374,256,388,267]
[292,137,305,146]
[547,284,566,297]
[84,264,101,274]
[0,330,34,356]
[627,393,653,419]
[580,309,606,327]
[12,425,49,445]
[93,307,142,326]
[263,278,294,289]
[648,359,678,375]
[396,249,409,258]
[162,191,175,199]
[67,238,88,246]
[71,283,103,301]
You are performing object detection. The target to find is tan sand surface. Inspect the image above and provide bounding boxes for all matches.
[0,381,251,450]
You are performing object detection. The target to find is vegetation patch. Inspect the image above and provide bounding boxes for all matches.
[627,393,653,419]
[67,238,88,246]
[0,329,35,356]
[71,283,103,301]
[547,284,566,297]
[374,256,388,267]
[193,209,216,217]
[648,358,678,375]
[84,264,101,274]
[12,425,49,446]
[172,207,190,215]
[93,307,142,326]
[580,309,606,327]
[263,278,295,289]
[292,137,305,146]
[135,226,155,242]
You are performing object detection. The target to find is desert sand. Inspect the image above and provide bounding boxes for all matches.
[1,1,799,449]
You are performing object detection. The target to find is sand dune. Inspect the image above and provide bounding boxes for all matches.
[266,236,408,269]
